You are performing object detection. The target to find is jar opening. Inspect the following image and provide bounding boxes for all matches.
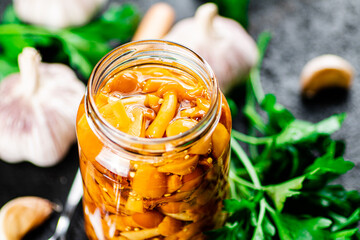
[85,40,220,155]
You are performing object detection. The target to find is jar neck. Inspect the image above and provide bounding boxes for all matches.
[84,40,221,156]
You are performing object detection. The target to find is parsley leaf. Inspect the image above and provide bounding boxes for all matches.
[272,213,332,240]
[331,208,360,232]
[1,5,21,24]
[0,4,140,81]
[219,31,360,239]
[0,56,18,79]
[260,94,294,132]
[265,175,306,211]
[275,113,345,146]
[210,0,249,28]
[305,155,354,177]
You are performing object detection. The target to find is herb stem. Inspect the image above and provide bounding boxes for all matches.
[248,126,259,158]
[232,130,271,145]
[229,176,238,199]
[264,202,288,240]
[230,169,259,189]
[0,24,55,37]
[244,80,261,158]
[231,137,262,188]
[252,199,267,240]
[250,67,265,104]
[243,105,267,134]
[250,32,272,104]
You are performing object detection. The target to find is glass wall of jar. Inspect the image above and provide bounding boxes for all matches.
[76,40,232,240]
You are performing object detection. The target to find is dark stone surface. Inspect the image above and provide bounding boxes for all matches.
[248,0,360,191]
[0,0,359,239]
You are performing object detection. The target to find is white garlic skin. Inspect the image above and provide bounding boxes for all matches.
[0,49,85,167]
[13,0,107,29]
[165,3,258,94]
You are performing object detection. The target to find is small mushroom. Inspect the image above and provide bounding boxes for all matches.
[120,227,159,240]
[0,196,54,240]
[158,216,183,236]
[132,165,167,198]
[300,54,354,98]
[211,123,230,159]
[131,211,164,229]
[161,212,194,222]
[157,155,199,175]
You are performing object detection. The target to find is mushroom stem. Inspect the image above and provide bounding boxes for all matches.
[195,3,218,36]
[18,47,41,97]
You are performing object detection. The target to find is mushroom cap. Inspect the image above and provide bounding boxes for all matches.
[300,54,354,98]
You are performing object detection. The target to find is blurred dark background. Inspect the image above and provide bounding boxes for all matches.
[0,0,359,239]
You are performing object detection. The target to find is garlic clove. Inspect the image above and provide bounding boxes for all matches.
[0,47,85,167]
[14,0,107,29]
[300,54,354,98]
[165,3,258,94]
[161,212,194,222]
[0,196,54,240]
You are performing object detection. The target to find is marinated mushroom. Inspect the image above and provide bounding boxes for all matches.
[77,63,231,239]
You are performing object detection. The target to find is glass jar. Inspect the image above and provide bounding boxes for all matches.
[76,40,232,240]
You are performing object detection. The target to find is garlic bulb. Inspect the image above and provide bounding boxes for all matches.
[165,3,258,93]
[0,48,85,167]
[13,0,107,29]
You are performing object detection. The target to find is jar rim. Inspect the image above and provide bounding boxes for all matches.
[85,40,220,155]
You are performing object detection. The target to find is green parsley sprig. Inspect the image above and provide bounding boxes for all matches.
[0,4,140,81]
[209,32,360,240]
[210,0,249,29]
